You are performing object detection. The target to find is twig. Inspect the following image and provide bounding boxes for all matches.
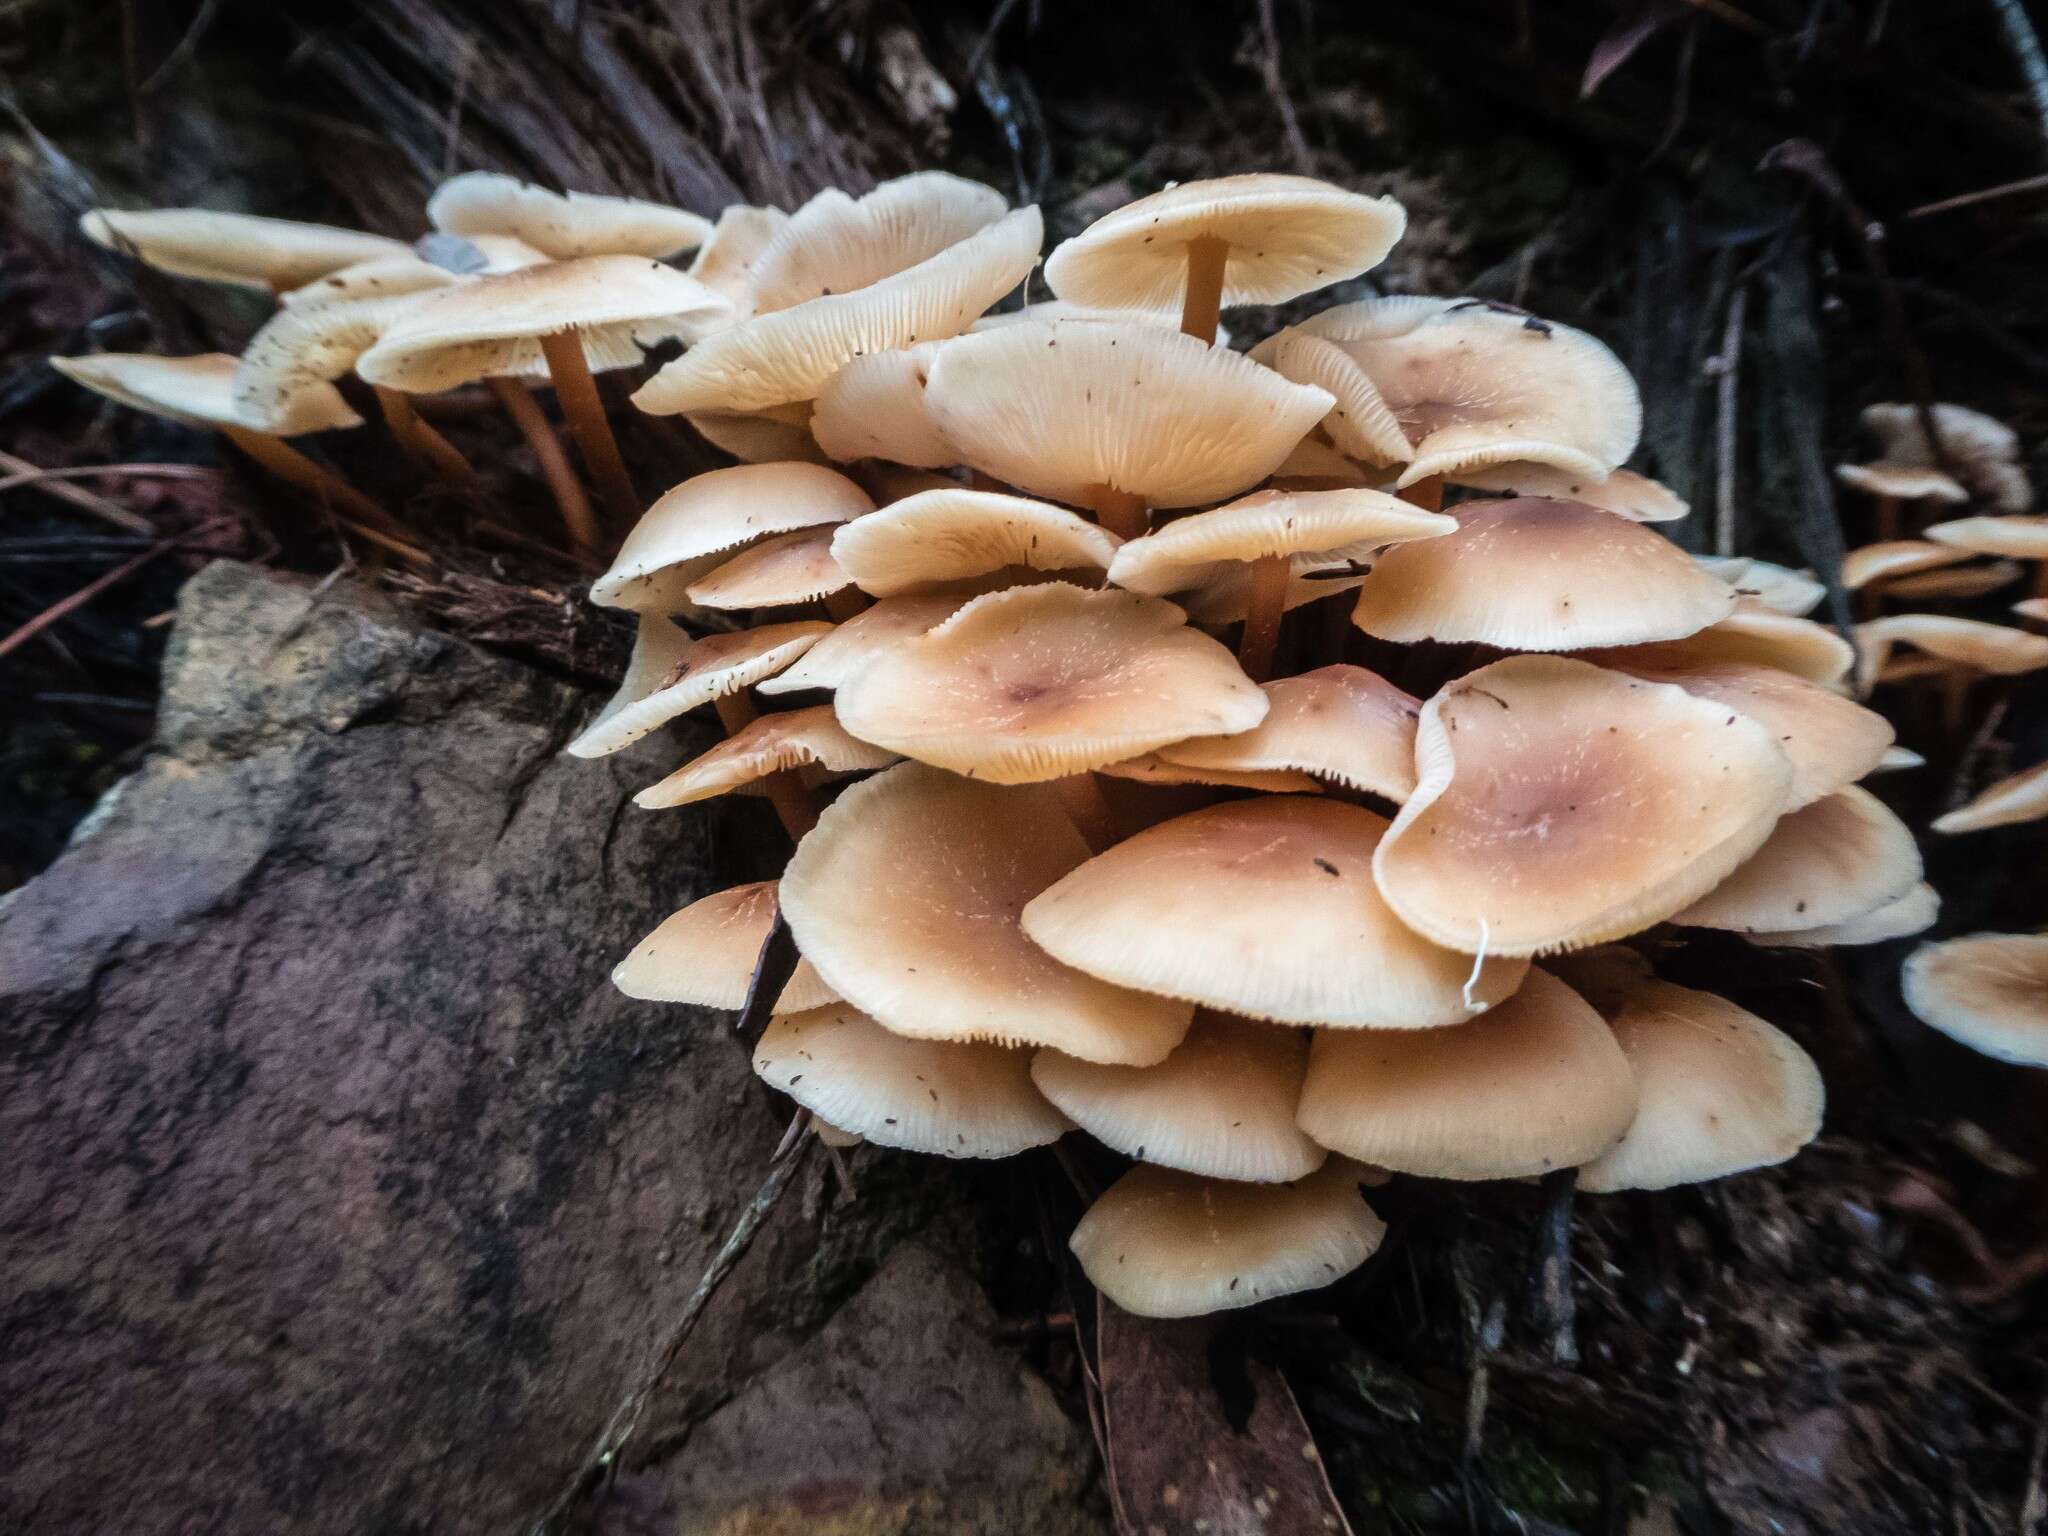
[0,449,156,534]
[0,461,214,494]
[1906,172,2048,219]
[1255,0,1315,174]
[528,1120,817,1535]
[1676,0,1769,37]
[0,542,169,662]
[1529,1167,1581,1366]
[1708,281,1748,557]
[1985,0,2048,160]
[138,0,229,93]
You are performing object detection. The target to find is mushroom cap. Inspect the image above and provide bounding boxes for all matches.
[779,763,1193,1064]
[51,351,360,436]
[686,204,791,312]
[633,205,1043,415]
[1860,402,2029,512]
[1152,664,1421,803]
[1924,515,2048,560]
[1244,329,1413,465]
[413,232,557,277]
[684,525,854,610]
[1878,745,1927,771]
[833,489,1122,596]
[1835,462,1969,503]
[1044,174,1406,312]
[1291,296,1641,488]
[565,615,829,757]
[1031,1014,1325,1183]
[1933,760,2048,834]
[2018,599,2048,624]
[1840,540,1973,591]
[634,704,898,808]
[1885,561,2024,600]
[278,253,463,309]
[685,404,830,465]
[612,881,838,1011]
[1674,785,1921,933]
[1750,880,1940,948]
[810,343,955,467]
[745,172,1009,313]
[1350,498,1735,651]
[426,172,713,259]
[754,594,960,696]
[1596,656,1893,809]
[755,1003,1071,1158]
[1578,981,1824,1193]
[1270,435,1381,487]
[1295,968,1637,1180]
[1903,933,2048,1065]
[1588,604,1857,688]
[1373,656,1794,956]
[1854,614,2048,694]
[1697,556,1827,618]
[1021,797,1529,1027]
[79,206,409,291]
[1095,755,1322,794]
[232,290,436,432]
[834,583,1268,784]
[355,256,731,393]
[921,318,1335,510]
[1069,1160,1386,1319]
[1106,486,1452,600]
[1453,463,1687,523]
[590,462,874,612]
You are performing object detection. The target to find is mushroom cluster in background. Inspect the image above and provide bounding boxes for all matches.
[59,167,2047,1321]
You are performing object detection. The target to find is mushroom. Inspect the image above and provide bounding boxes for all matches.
[1020,798,1529,1028]
[684,404,831,465]
[809,343,955,468]
[1294,968,1637,1180]
[754,1003,1072,1158]
[833,583,1268,784]
[426,172,714,259]
[1926,515,2048,598]
[744,172,1010,312]
[1030,1014,1324,1183]
[1577,981,1824,1193]
[1042,173,1406,343]
[1903,933,2048,1065]
[684,525,862,617]
[79,206,409,291]
[778,764,1194,1064]
[1243,329,1413,467]
[1695,556,1827,618]
[683,204,792,314]
[1933,760,2048,834]
[1749,880,1940,948]
[831,489,1123,597]
[1452,462,1688,523]
[1674,786,1922,934]
[1372,656,1793,956]
[634,704,899,814]
[754,595,960,696]
[1587,602,1857,688]
[1852,614,2048,712]
[1068,1159,1386,1319]
[1840,540,1975,612]
[612,881,838,1011]
[564,613,829,758]
[1863,402,2031,516]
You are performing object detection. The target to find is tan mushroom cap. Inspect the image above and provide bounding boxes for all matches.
[1750,880,1940,948]
[590,462,875,611]
[79,206,409,291]
[1861,401,2031,513]
[1094,755,1321,795]
[1878,744,1927,771]
[633,205,1043,415]
[1835,462,1968,503]
[278,254,461,309]
[1290,296,1641,488]
[427,172,712,259]
[810,343,954,467]
[1044,174,1405,311]
[684,525,854,610]
[684,404,830,465]
[1597,656,1892,809]
[1106,486,1453,602]
[232,289,439,432]
[1903,933,2048,1065]
[1152,665,1421,803]
[612,881,837,1011]
[921,318,1335,510]
[780,764,1193,1064]
[51,352,360,436]
[1295,968,1637,1180]
[745,173,1009,313]
[1884,561,2024,600]
[756,1003,1070,1158]
[1675,786,1919,933]
[1453,463,1688,523]
[1697,556,1827,618]
[1854,614,2048,694]
[970,300,1222,338]
[754,595,959,696]
[1925,515,2048,560]
[355,256,731,393]
[1069,1159,1386,1319]
[835,583,1268,784]
[1588,604,1856,688]
[686,204,791,312]
[1031,1015,1324,1183]
[1244,329,1413,465]
[1271,435,1380,487]
[635,704,898,809]
[1578,981,1823,1193]
[1351,498,1735,651]
[1934,760,2048,834]
[1373,657,1793,956]
[565,615,829,757]
[833,489,1122,597]
[1840,540,1972,591]
[1022,798,1528,1027]
[2018,599,2048,624]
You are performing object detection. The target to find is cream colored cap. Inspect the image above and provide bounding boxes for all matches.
[1153,664,1421,804]
[754,594,959,696]
[1453,463,1687,523]
[427,172,713,259]
[1933,760,2048,834]
[1749,880,1940,948]
[634,704,897,809]
[612,881,837,1011]
[832,489,1121,596]
[564,614,829,757]
[745,173,1009,312]
[1244,329,1413,466]
[1697,556,1826,618]
[810,343,955,467]
[1854,614,2048,694]
[1840,540,1973,591]
[1925,515,2048,560]
[51,352,360,436]
[684,525,855,610]
[80,206,408,291]
[1903,933,2048,1065]
[1674,786,1921,934]
[1587,604,1856,688]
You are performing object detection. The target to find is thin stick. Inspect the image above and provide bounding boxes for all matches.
[1906,171,2048,219]
[0,461,212,494]
[0,448,158,534]
[1398,474,1444,513]
[0,542,168,662]
[219,426,431,566]
[539,330,640,531]
[1084,484,1148,540]
[714,691,820,842]
[1052,773,1121,853]
[1710,282,1748,557]
[528,1121,816,1536]
[1238,554,1289,681]
[488,377,602,564]
[1180,237,1229,344]
[373,386,478,491]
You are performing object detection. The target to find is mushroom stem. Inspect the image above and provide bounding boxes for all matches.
[1873,494,1900,542]
[822,588,869,622]
[487,376,602,565]
[539,328,641,531]
[1398,475,1444,513]
[1939,671,1974,742]
[1180,236,1229,344]
[1238,554,1290,681]
[1052,772,1121,853]
[714,691,820,843]
[2035,560,2048,601]
[1085,484,1149,540]
[218,423,414,550]
[373,386,478,491]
